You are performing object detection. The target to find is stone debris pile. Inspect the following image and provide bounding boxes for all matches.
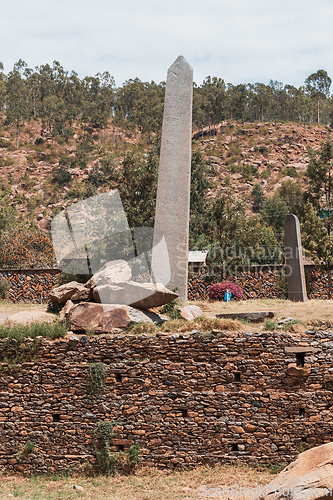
[49,260,178,333]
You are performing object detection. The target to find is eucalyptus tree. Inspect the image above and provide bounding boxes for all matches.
[81,72,115,143]
[305,69,332,123]
[0,62,5,113]
[302,141,333,297]
[114,78,164,134]
[5,60,31,148]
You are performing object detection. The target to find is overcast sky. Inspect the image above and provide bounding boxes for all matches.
[1,0,333,88]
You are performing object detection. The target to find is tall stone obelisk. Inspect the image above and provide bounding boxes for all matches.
[151,56,193,303]
[284,214,308,302]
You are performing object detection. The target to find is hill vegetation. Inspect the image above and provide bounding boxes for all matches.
[0,60,333,288]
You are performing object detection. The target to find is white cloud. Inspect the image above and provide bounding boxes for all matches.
[1,0,333,88]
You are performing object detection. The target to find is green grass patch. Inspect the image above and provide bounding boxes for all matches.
[0,321,68,342]
[264,319,278,331]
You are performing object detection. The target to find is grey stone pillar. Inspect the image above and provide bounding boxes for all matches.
[151,56,193,304]
[284,214,307,302]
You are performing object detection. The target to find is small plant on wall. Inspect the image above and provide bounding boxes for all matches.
[93,420,141,475]
[86,362,107,396]
[93,420,118,475]
[17,440,36,461]
[207,281,244,301]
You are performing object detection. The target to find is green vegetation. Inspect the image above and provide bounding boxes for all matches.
[0,321,67,341]
[92,420,141,475]
[86,362,107,396]
[93,420,118,475]
[160,288,181,319]
[264,319,278,331]
[17,440,36,461]
[301,141,333,297]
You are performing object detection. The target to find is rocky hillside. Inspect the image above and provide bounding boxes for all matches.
[0,118,331,231]
[197,121,330,203]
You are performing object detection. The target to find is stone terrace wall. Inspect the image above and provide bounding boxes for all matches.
[0,265,329,303]
[1,330,333,474]
[188,265,330,301]
[0,269,60,303]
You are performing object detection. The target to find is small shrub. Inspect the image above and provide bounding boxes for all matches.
[93,421,141,475]
[276,270,287,295]
[160,288,181,319]
[261,169,270,180]
[87,362,107,396]
[46,301,63,314]
[0,277,10,299]
[17,440,36,461]
[24,441,35,454]
[51,166,72,186]
[282,166,298,178]
[93,420,117,475]
[258,145,268,153]
[208,281,244,301]
[264,319,277,331]
[0,138,11,148]
[128,444,141,465]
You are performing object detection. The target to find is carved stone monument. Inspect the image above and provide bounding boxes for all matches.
[284,214,307,302]
[151,56,193,303]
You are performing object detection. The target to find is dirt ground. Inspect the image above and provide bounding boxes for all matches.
[0,463,276,500]
[0,298,332,330]
[196,298,333,326]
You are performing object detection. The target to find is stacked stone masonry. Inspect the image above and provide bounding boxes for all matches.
[0,269,60,304]
[188,266,331,301]
[0,265,330,303]
[1,330,333,474]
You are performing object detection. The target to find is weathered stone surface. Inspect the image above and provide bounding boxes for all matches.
[179,305,203,320]
[151,56,193,304]
[130,283,178,309]
[49,281,86,305]
[284,214,307,302]
[71,287,92,302]
[68,302,166,332]
[257,442,333,499]
[93,282,178,308]
[6,309,56,325]
[59,299,74,322]
[286,363,311,378]
[279,317,295,324]
[216,311,274,322]
[86,260,132,288]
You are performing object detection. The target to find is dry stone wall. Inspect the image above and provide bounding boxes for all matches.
[188,266,330,301]
[0,269,60,303]
[1,329,333,474]
[0,265,329,303]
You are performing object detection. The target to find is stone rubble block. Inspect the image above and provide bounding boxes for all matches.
[86,260,132,288]
[68,302,167,333]
[49,281,88,305]
[93,281,178,309]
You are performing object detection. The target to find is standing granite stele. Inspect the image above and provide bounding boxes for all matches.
[284,214,308,302]
[151,55,193,304]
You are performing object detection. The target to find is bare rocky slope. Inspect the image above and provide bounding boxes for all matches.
[0,119,331,230]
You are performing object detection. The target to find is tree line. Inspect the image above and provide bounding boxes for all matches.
[0,60,332,146]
